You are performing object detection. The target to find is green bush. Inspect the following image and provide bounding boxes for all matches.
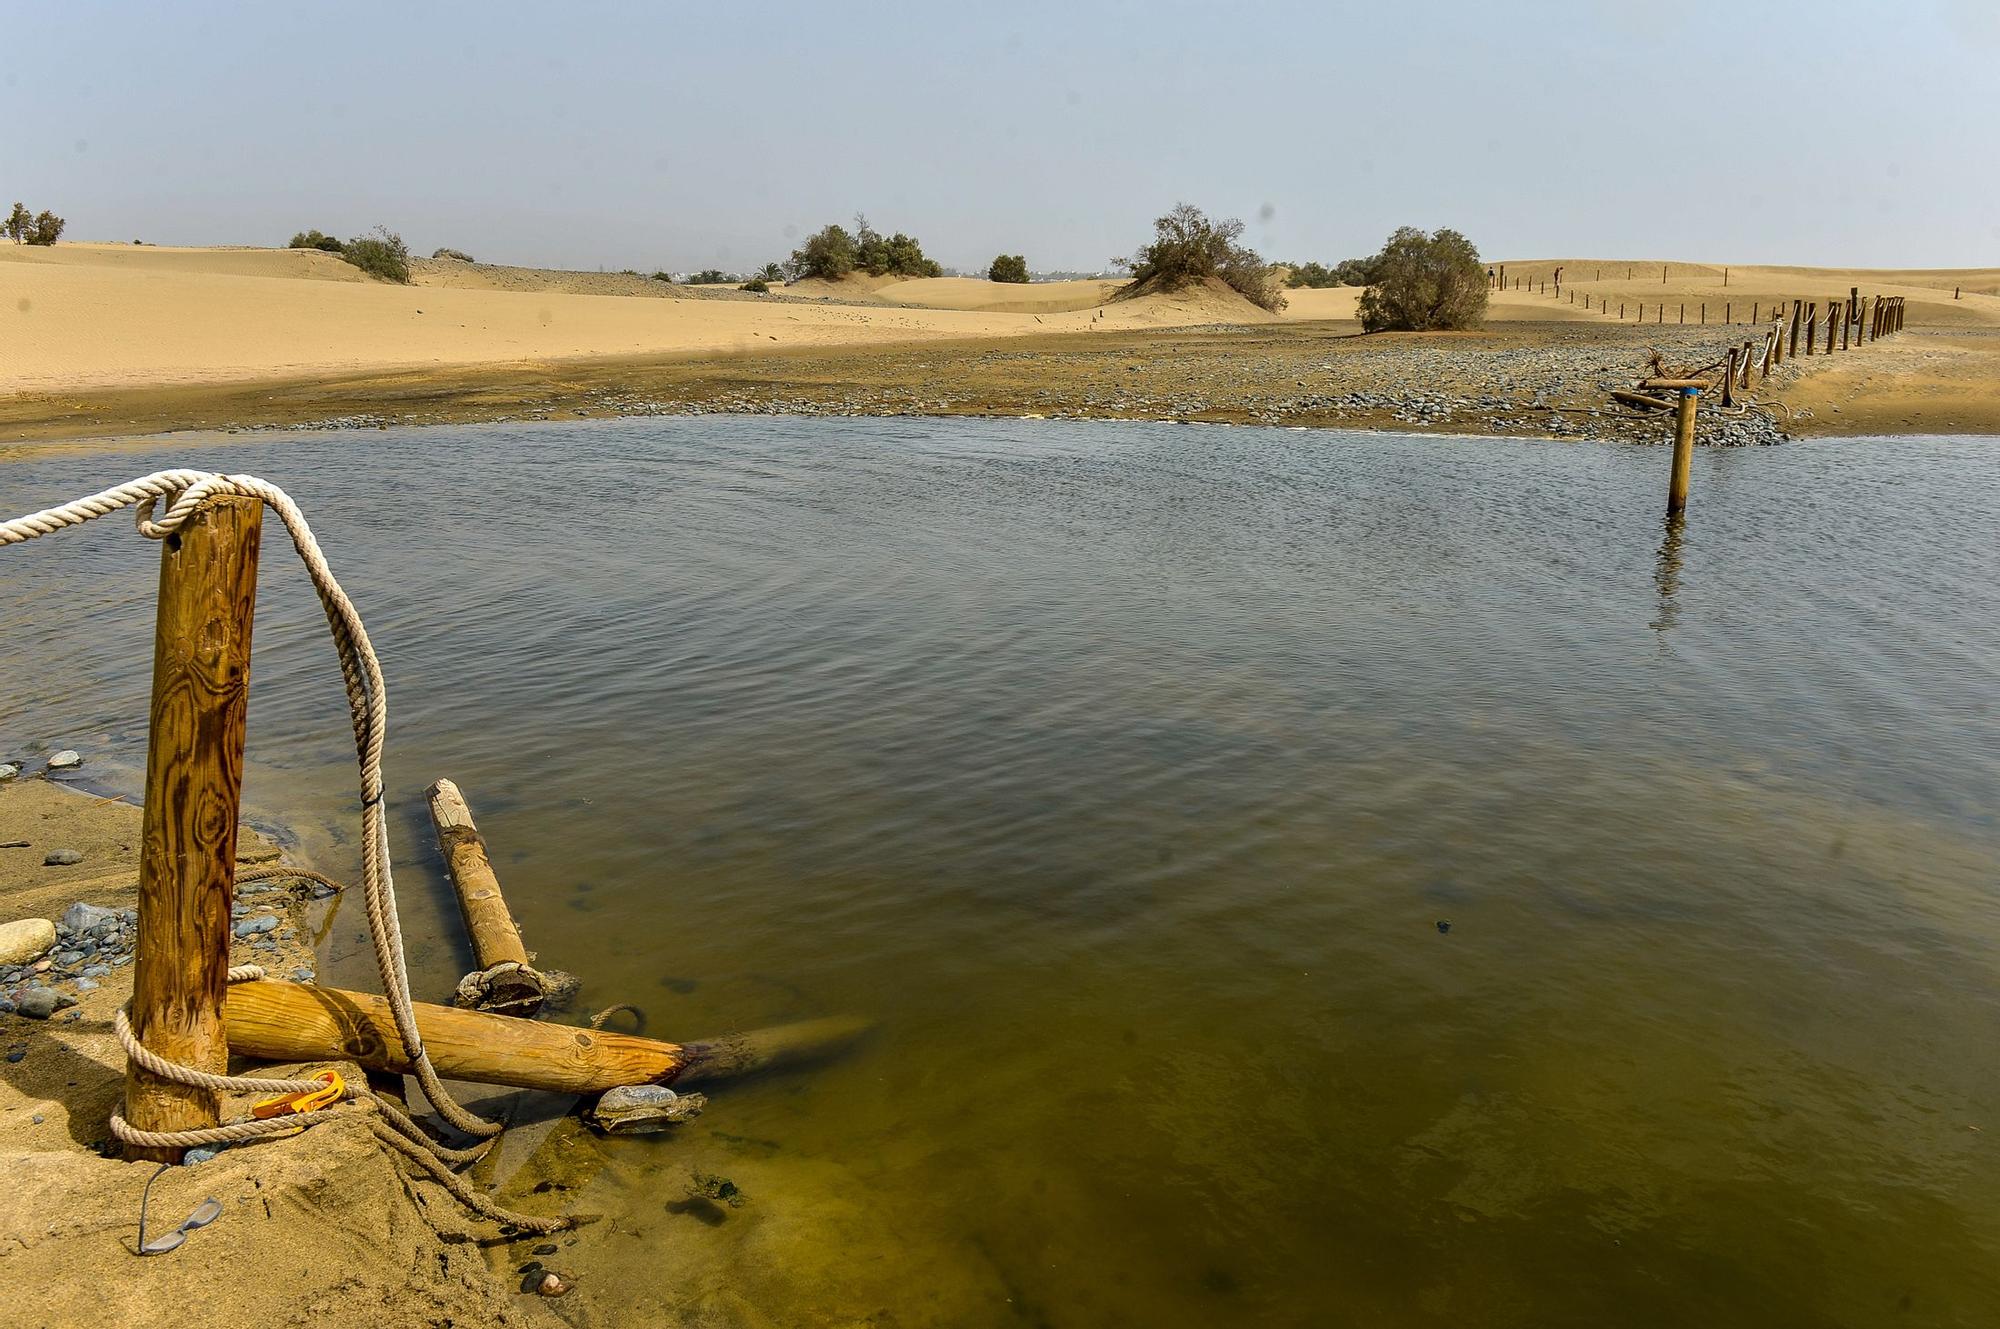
[741,278,770,293]
[790,224,857,280]
[1354,227,1487,333]
[339,226,411,283]
[1117,203,1284,312]
[431,246,475,262]
[289,229,344,253]
[988,254,1029,283]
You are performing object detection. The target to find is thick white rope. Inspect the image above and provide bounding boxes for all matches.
[2,472,566,1231]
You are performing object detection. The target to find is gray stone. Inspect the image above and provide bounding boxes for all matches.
[46,750,81,769]
[16,988,59,1020]
[60,903,120,934]
[0,764,18,781]
[42,849,83,867]
[80,964,111,979]
[586,1084,706,1134]
[182,1146,220,1165]
[73,978,98,992]
[234,914,280,937]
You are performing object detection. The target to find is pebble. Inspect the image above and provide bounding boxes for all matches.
[46,750,81,769]
[42,849,83,867]
[0,918,56,966]
[4,1045,22,1062]
[73,978,98,992]
[234,915,280,937]
[182,1147,219,1165]
[0,763,18,781]
[16,988,60,1020]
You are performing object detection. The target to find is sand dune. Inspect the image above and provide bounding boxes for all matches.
[1488,259,2000,328]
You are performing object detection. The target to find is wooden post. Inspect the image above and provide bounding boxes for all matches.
[220,979,868,1093]
[1722,348,1737,406]
[1741,342,1753,389]
[1789,300,1803,358]
[1841,302,1851,350]
[1850,286,1859,328]
[428,778,547,1016]
[124,495,263,1162]
[1667,387,1698,515]
[1752,301,1759,324]
[1806,301,1818,355]
[1725,301,1730,323]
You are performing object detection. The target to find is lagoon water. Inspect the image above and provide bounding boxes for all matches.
[4,418,1999,1325]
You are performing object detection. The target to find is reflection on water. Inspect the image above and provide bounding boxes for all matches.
[4,420,2000,1326]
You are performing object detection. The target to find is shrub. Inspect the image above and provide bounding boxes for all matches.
[27,210,64,246]
[854,217,942,277]
[684,269,731,285]
[741,278,770,293]
[650,271,674,282]
[1354,227,1487,333]
[790,224,856,280]
[289,229,344,253]
[4,203,30,244]
[1116,203,1284,312]
[339,226,411,283]
[988,254,1029,283]
[431,246,475,262]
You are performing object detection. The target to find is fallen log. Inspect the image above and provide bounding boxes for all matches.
[428,777,547,1016]
[1611,389,1677,412]
[222,979,867,1093]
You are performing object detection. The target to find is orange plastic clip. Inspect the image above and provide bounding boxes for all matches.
[252,1069,344,1120]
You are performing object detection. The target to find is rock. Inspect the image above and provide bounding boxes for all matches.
[585,1084,706,1134]
[233,914,280,938]
[16,987,60,1020]
[74,978,99,992]
[60,903,119,933]
[182,1147,219,1165]
[0,763,19,781]
[536,1273,568,1297]
[46,750,81,769]
[0,918,56,965]
[43,849,83,867]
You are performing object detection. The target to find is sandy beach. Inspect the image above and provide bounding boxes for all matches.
[9,243,1995,444]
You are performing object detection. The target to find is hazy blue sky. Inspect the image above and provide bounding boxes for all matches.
[7,0,1997,272]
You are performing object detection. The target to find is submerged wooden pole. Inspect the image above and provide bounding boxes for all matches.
[1642,382,1703,516]
[221,979,868,1093]
[428,777,546,1016]
[125,495,264,1162]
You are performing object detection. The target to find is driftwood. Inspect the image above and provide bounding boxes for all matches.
[428,777,551,1016]
[1611,389,1676,412]
[222,978,867,1093]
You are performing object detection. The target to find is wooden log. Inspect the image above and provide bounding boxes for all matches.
[125,495,263,1162]
[1667,389,1698,515]
[428,777,545,1016]
[220,979,867,1092]
[1612,389,1677,411]
[1641,378,1713,390]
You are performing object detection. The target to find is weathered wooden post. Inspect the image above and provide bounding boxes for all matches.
[1850,286,1859,330]
[1789,300,1803,358]
[124,494,263,1162]
[1841,301,1851,350]
[1806,301,1818,355]
[1722,348,1737,406]
[1740,342,1753,389]
[1647,379,1705,516]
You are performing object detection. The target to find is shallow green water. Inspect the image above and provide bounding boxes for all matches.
[4,419,1998,1325]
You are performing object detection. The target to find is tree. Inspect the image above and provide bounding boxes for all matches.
[684,269,731,285]
[988,254,1029,283]
[1354,227,1487,333]
[1285,260,1334,289]
[5,203,31,244]
[27,210,64,245]
[1116,203,1284,312]
[289,229,344,252]
[758,261,784,282]
[790,223,857,280]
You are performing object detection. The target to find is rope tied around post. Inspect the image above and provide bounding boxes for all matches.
[0,471,570,1232]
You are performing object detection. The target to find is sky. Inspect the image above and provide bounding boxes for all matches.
[6,0,1998,274]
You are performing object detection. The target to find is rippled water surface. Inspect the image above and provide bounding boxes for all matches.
[5,419,1999,1326]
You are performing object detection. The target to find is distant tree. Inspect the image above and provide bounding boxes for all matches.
[790,223,857,280]
[1116,203,1284,312]
[289,229,345,253]
[1331,255,1382,287]
[431,246,475,262]
[5,203,32,244]
[650,271,675,282]
[758,261,784,282]
[1354,227,1487,333]
[338,225,411,283]
[27,210,64,246]
[988,254,1029,283]
[1285,260,1334,289]
[684,269,732,285]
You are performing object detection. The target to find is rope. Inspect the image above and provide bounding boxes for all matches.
[1,471,568,1231]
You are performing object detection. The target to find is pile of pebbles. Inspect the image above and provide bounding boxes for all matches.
[0,902,136,1020]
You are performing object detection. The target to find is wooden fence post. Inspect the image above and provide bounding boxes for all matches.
[1740,342,1753,389]
[1806,301,1818,355]
[1789,301,1803,358]
[124,495,263,1162]
[1668,387,1698,514]
[1841,301,1851,350]
[1722,348,1737,406]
